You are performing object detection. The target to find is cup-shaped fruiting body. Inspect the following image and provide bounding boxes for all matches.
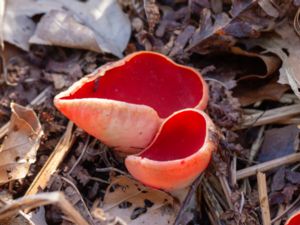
[285,211,300,225]
[54,51,208,153]
[125,109,218,191]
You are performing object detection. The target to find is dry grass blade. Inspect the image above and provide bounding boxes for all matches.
[26,121,74,196]
[238,104,300,129]
[0,191,89,225]
[0,86,52,139]
[236,153,300,180]
[257,172,271,225]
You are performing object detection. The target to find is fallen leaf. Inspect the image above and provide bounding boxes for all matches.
[234,77,289,106]
[271,167,286,192]
[30,0,131,57]
[103,176,179,225]
[230,46,281,80]
[187,9,235,54]
[244,22,300,98]
[258,125,299,162]
[3,0,62,50]
[286,170,300,184]
[0,103,43,184]
[187,1,291,54]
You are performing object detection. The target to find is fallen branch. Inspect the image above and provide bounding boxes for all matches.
[236,153,300,180]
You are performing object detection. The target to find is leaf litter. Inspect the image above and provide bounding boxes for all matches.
[1,0,300,225]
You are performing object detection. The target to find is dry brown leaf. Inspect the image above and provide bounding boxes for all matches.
[234,78,290,106]
[187,0,292,54]
[245,22,300,98]
[30,0,131,57]
[0,103,43,184]
[230,46,281,80]
[102,176,179,225]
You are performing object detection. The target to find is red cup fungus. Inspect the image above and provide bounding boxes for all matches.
[125,109,217,191]
[54,51,209,153]
[285,211,300,225]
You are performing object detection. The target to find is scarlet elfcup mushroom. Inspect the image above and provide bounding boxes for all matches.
[54,51,208,153]
[285,211,300,225]
[125,109,218,191]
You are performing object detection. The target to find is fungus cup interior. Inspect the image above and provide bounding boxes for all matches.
[61,53,204,118]
[286,213,300,225]
[140,110,207,161]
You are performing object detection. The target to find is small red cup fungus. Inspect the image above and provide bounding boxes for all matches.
[125,109,218,191]
[285,211,300,225]
[54,51,208,153]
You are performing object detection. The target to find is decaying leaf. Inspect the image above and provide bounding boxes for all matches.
[3,0,62,51]
[102,176,179,225]
[187,9,235,54]
[0,103,43,184]
[230,46,281,80]
[245,22,300,98]
[234,77,289,106]
[30,0,131,57]
[187,0,292,54]
[258,125,300,162]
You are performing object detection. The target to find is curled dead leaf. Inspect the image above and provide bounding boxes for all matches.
[0,103,43,184]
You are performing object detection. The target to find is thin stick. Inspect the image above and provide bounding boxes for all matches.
[237,153,300,180]
[26,122,74,196]
[257,172,271,225]
[173,174,204,225]
[238,104,300,129]
[0,192,89,225]
[60,176,95,225]
[218,175,233,209]
[271,195,300,223]
[67,137,90,176]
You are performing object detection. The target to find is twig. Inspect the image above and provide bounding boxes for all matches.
[257,172,271,225]
[202,179,223,225]
[95,167,129,176]
[273,204,285,225]
[238,104,300,129]
[60,176,95,225]
[0,192,89,225]
[26,122,74,196]
[67,136,90,176]
[231,154,237,187]
[236,153,300,180]
[173,174,204,225]
[218,175,234,210]
[249,126,265,162]
[271,195,300,223]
